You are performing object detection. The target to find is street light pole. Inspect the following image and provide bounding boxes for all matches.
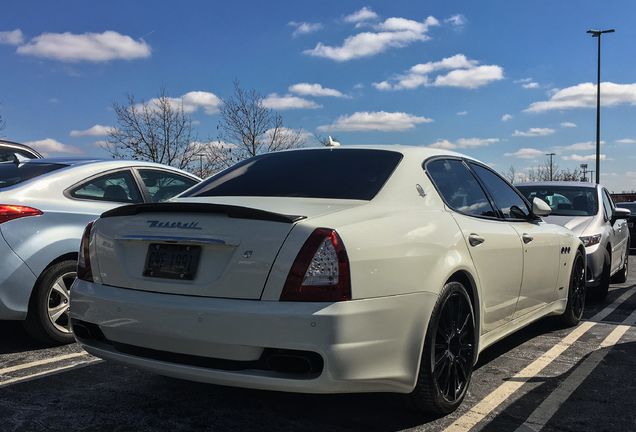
[587,28,614,184]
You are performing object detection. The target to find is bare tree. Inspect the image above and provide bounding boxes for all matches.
[503,165,517,183]
[313,133,339,147]
[103,86,199,170]
[0,102,6,138]
[212,81,306,170]
[511,156,583,183]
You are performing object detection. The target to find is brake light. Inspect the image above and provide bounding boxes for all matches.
[0,205,43,224]
[77,221,94,282]
[280,229,351,302]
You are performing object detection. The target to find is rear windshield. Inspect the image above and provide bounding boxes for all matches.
[183,149,403,200]
[516,185,599,216]
[0,162,67,189]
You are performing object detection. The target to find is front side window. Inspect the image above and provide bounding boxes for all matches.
[426,159,496,217]
[70,170,142,203]
[469,163,531,220]
[602,188,614,221]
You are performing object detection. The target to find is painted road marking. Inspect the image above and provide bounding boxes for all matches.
[0,352,101,387]
[444,287,636,432]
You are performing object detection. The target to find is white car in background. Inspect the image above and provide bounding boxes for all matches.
[516,181,630,301]
[70,145,584,415]
[0,158,200,345]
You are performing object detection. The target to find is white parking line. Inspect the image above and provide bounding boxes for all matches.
[444,287,636,432]
[0,358,102,387]
[0,352,102,387]
[515,307,636,432]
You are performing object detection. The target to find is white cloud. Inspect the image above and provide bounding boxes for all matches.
[0,29,24,45]
[16,31,151,62]
[429,137,499,149]
[24,138,83,156]
[262,93,322,110]
[70,125,117,137]
[344,7,379,24]
[304,15,439,61]
[457,111,467,116]
[288,21,323,37]
[374,54,503,90]
[149,91,223,115]
[317,111,433,132]
[523,82,539,89]
[562,141,596,151]
[561,122,577,128]
[512,128,555,137]
[525,82,636,112]
[445,14,467,28]
[502,114,513,121]
[563,154,606,162]
[288,83,347,98]
[504,148,546,159]
[617,138,636,144]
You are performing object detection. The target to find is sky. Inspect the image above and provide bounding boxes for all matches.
[1,1,636,192]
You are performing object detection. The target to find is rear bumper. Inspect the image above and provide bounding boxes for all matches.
[0,237,37,320]
[70,279,437,394]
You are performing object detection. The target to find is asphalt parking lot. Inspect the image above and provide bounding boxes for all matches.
[2,256,636,432]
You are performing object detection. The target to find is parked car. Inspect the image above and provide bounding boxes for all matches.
[0,139,43,161]
[70,146,585,415]
[615,201,636,250]
[0,158,200,345]
[516,181,630,301]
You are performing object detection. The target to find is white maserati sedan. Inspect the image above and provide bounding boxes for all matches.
[70,145,585,414]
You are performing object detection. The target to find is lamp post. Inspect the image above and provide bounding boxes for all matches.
[587,28,614,184]
[580,163,588,182]
[546,152,556,180]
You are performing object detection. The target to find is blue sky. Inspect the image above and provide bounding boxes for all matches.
[1,1,635,192]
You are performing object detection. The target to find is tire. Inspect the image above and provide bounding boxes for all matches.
[611,248,629,284]
[558,251,586,327]
[403,281,475,414]
[24,260,77,345]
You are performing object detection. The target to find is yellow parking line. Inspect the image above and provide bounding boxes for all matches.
[443,287,636,432]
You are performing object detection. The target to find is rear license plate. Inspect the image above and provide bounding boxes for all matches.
[143,243,201,280]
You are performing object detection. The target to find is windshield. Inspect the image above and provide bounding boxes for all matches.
[183,149,403,201]
[516,185,598,216]
[0,162,67,189]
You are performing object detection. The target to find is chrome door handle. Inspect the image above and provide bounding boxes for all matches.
[522,234,533,244]
[468,234,485,247]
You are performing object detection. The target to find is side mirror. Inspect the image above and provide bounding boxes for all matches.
[532,197,551,217]
[612,207,631,223]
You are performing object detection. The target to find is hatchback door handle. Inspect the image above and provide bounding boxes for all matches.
[468,234,485,247]
[522,234,533,244]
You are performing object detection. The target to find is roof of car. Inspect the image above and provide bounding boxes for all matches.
[515,181,599,189]
[0,139,43,158]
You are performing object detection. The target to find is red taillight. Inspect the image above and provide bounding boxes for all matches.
[280,228,351,302]
[0,205,43,224]
[77,221,94,282]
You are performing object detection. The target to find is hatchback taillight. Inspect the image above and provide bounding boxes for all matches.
[0,205,43,224]
[280,229,351,302]
[77,221,94,282]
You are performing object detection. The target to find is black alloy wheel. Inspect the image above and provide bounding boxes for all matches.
[405,281,475,414]
[559,251,586,327]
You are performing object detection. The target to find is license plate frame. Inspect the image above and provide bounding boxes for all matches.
[143,243,201,280]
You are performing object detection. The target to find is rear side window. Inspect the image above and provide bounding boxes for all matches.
[0,162,67,189]
[183,149,403,200]
[70,170,142,203]
[426,159,496,217]
[138,169,198,202]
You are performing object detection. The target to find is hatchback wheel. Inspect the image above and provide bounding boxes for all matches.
[24,260,77,345]
[404,281,475,414]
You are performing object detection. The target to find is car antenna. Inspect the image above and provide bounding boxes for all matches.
[325,136,340,147]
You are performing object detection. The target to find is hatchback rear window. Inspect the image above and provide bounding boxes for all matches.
[0,162,67,189]
[183,149,403,200]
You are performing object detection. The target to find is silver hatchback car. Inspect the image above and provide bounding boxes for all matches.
[0,158,200,344]
[516,181,630,301]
